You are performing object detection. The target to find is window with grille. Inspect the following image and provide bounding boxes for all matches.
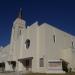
[39,58,44,67]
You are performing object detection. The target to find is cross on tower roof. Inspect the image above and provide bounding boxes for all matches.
[18,8,22,18]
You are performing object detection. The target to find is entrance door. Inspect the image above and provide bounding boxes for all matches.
[18,57,33,72]
[61,60,68,72]
[11,61,16,71]
[25,59,32,71]
[0,62,5,72]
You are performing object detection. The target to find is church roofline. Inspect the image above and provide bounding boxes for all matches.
[28,21,75,37]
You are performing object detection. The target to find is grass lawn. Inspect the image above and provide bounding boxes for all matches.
[23,72,75,75]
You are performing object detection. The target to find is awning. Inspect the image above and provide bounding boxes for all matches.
[18,57,33,62]
[60,59,69,64]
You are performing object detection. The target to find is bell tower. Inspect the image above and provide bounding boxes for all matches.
[11,8,26,41]
[10,8,26,60]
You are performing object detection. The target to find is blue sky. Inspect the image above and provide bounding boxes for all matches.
[0,0,75,46]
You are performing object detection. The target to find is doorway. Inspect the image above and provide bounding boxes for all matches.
[0,62,5,72]
[11,61,16,71]
[24,59,32,71]
[18,57,33,72]
[60,59,68,72]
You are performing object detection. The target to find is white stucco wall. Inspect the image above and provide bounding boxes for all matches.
[0,45,10,62]
[37,23,75,72]
[0,17,75,73]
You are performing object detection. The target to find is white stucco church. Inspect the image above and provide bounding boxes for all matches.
[0,10,75,73]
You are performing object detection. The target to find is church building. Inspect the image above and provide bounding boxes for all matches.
[0,10,75,73]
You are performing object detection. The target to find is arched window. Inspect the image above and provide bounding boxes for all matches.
[72,41,74,48]
[25,39,30,49]
[53,35,56,43]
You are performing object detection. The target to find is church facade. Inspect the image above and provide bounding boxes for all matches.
[0,11,75,73]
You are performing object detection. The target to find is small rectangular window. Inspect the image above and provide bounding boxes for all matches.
[39,58,44,67]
